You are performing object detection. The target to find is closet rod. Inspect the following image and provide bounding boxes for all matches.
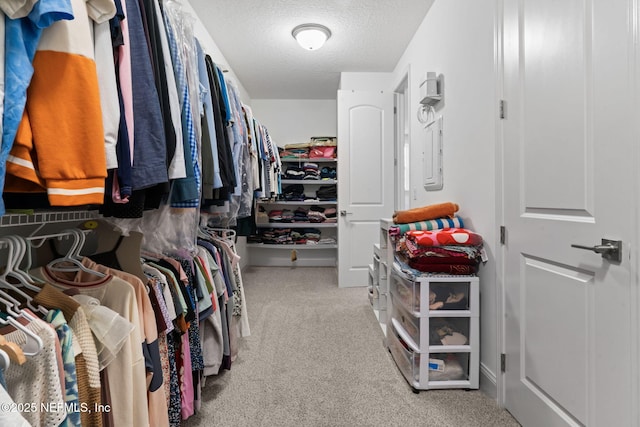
[0,210,99,228]
[0,229,93,250]
[25,229,92,249]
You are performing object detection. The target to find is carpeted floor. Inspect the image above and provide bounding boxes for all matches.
[183,266,520,427]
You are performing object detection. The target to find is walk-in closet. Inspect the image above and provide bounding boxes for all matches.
[1,0,638,426]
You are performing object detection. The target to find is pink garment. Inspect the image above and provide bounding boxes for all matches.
[118,0,134,164]
[180,333,194,420]
[111,173,129,203]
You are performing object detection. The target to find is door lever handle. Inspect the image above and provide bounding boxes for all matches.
[339,210,353,217]
[571,239,622,262]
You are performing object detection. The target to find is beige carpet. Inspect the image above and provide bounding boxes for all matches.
[183,266,520,427]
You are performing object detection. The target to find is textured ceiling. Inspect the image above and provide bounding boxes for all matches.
[188,0,434,100]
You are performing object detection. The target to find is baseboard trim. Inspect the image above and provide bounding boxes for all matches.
[480,362,497,400]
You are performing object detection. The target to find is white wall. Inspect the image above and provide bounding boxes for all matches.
[251,99,337,147]
[340,72,392,91]
[184,0,254,268]
[391,0,499,397]
[184,1,252,103]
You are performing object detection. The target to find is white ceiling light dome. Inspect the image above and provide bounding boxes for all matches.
[292,24,332,50]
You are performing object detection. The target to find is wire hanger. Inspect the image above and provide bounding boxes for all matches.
[47,229,106,278]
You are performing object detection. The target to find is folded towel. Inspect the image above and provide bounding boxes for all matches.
[389,217,464,236]
[393,202,459,224]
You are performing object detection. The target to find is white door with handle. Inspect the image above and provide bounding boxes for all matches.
[337,90,394,287]
[502,0,638,426]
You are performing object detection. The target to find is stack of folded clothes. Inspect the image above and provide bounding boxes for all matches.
[302,163,320,180]
[320,167,337,180]
[260,228,294,244]
[395,228,484,275]
[301,228,321,243]
[283,184,305,201]
[255,228,323,245]
[323,207,337,223]
[267,209,282,222]
[284,166,305,180]
[292,207,309,222]
[279,147,309,159]
[307,207,326,223]
[316,185,337,201]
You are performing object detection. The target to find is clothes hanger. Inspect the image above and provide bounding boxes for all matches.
[4,235,43,291]
[0,237,48,316]
[11,234,45,285]
[0,347,10,370]
[0,293,43,357]
[0,315,43,357]
[0,334,25,365]
[47,229,106,278]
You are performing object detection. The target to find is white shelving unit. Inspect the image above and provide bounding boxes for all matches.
[369,218,394,335]
[249,157,338,267]
[387,263,479,392]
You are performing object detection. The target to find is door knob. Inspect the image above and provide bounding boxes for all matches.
[571,239,622,262]
[339,210,353,217]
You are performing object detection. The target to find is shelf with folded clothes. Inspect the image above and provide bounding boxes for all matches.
[280,158,337,163]
[281,160,337,182]
[256,200,338,206]
[246,243,338,249]
[247,226,337,250]
[280,179,337,185]
[255,223,338,229]
[256,202,338,224]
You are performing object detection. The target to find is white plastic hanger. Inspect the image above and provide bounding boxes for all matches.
[47,229,105,278]
[0,237,48,316]
[0,316,43,357]
[0,334,24,365]
[9,234,45,285]
[0,293,43,357]
[0,347,10,370]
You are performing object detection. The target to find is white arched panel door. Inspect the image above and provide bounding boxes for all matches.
[337,90,393,287]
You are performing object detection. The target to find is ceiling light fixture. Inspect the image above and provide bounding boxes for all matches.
[292,24,331,51]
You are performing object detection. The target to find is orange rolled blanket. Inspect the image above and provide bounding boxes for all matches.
[393,202,459,224]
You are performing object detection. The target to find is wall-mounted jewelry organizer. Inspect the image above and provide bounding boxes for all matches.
[417,72,444,191]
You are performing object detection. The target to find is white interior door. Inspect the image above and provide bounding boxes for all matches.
[337,90,393,288]
[502,1,638,426]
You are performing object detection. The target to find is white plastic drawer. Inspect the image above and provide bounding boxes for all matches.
[377,289,387,311]
[427,352,470,383]
[428,317,471,348]
[390,268,474,315]
[373,243,381,258]
[387,321,420,385]
[369,263,378,287]
[373,254,380,279]
[390,269,424,314]
[390,294,421,346]
[388,322,472,387]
